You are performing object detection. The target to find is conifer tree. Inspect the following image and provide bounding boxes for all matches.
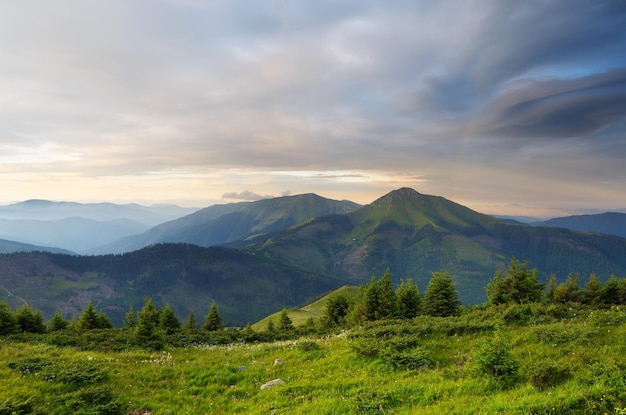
[423,272,461,317]
[97,311,114,329]
[278,309,294,332]
[0,301,19,335]
[124,305,138,330]
[203,302,223,331]
[551,273,584,304]
[159,303,181,334]
[135,297,160,341]
[15,304,46,333]
[377,268,397,319]
[266,318,276,335]
[396,278,421,319]
[183,310,197,330]
[486,258,544,305]
[584,273,603,306]
[320,292,351,329]
[601,275,621,305]
[47,310,69,332]
[78,302,100,330]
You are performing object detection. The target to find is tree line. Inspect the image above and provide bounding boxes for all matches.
[318,257,626,330]
[2,257,626,341]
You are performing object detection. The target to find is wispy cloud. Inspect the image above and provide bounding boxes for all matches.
[0,0,625,213]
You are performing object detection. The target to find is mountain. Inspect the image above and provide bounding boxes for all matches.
[0,200,198,226]
[0,217,150,254]
[0,200,198,254]
[96,193,361,253]
[237,188,626,304]
[531,212,626,239]
[0,244,342,326]
[3,188,626,325]
[0,238,74,255]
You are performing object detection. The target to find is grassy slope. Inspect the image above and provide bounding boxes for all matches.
[2,305,626,414]
[252,285,360,330]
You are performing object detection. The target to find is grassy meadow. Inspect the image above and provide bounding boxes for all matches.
[2,303,626,414]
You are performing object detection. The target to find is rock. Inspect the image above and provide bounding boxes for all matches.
[235,365,247,372]
[260,379,285,390]
[273,358,283,366]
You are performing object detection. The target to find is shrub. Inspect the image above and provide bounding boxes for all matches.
[380,346,432,371]
[526,361,571,390]
[472,331,519,383]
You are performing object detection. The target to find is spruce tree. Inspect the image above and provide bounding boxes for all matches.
[15,304,46,333]
[584,273,603,306]
[78,302,100,330]
[159,303,181,334]
[135,298,159,340]
[124,305,138,330]
[377,268,397,319]
[203,302,223,331]
[183,310,197,330]
[0,301,19,335]
[423,272,460,317]
[278,309,294,332]
[396,278,421,319]
[47,310,69,332]
[486,258,543,305]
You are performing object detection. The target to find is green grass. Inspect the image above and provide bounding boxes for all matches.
[2,304,626,414]
[252,285,359,330]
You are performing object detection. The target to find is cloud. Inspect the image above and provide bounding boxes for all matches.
[0,0,626,211]
[222,190,275,201]
[478,68,626,139]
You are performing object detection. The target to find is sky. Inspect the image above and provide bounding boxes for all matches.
[1,0,626,217]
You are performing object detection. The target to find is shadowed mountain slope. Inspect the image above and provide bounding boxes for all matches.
[95,193,360,253]
[238,188,626,304]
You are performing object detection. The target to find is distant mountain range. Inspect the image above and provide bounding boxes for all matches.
[531,212,626,239]
[94,193,361,254]
[1,188,626,325]
[0,200,198,254]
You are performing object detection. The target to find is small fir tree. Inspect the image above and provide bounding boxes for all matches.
[584,273,603,306]
[278,309,294,332]
[0,301,20,335]
[159,303,181,335]
[135,297,161,342]
[396,278,421,319]
[96,311,114,329]
[423,272,461,317]
[183,310,197,330]
[203,302,224,331]
[486,258,544,305]
[377,268,397,319]
[124,304,138,330]
[320,292,351,329]
[47,310,69,332]
[15,304,46,333]
[78,302,100,330]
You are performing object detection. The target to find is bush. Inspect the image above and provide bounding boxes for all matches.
[472,331,519,384]
[526,361,571,390]
[380,346,431,371]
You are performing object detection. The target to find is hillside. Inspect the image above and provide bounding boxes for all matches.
[0,200,198,254]
[532,212,626,239]
[96,193,361,254]
[0,244,342,326]
[0,238,73,255]
[0,217,149,254]
[239,188,626,303]
[2,304,626,414]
